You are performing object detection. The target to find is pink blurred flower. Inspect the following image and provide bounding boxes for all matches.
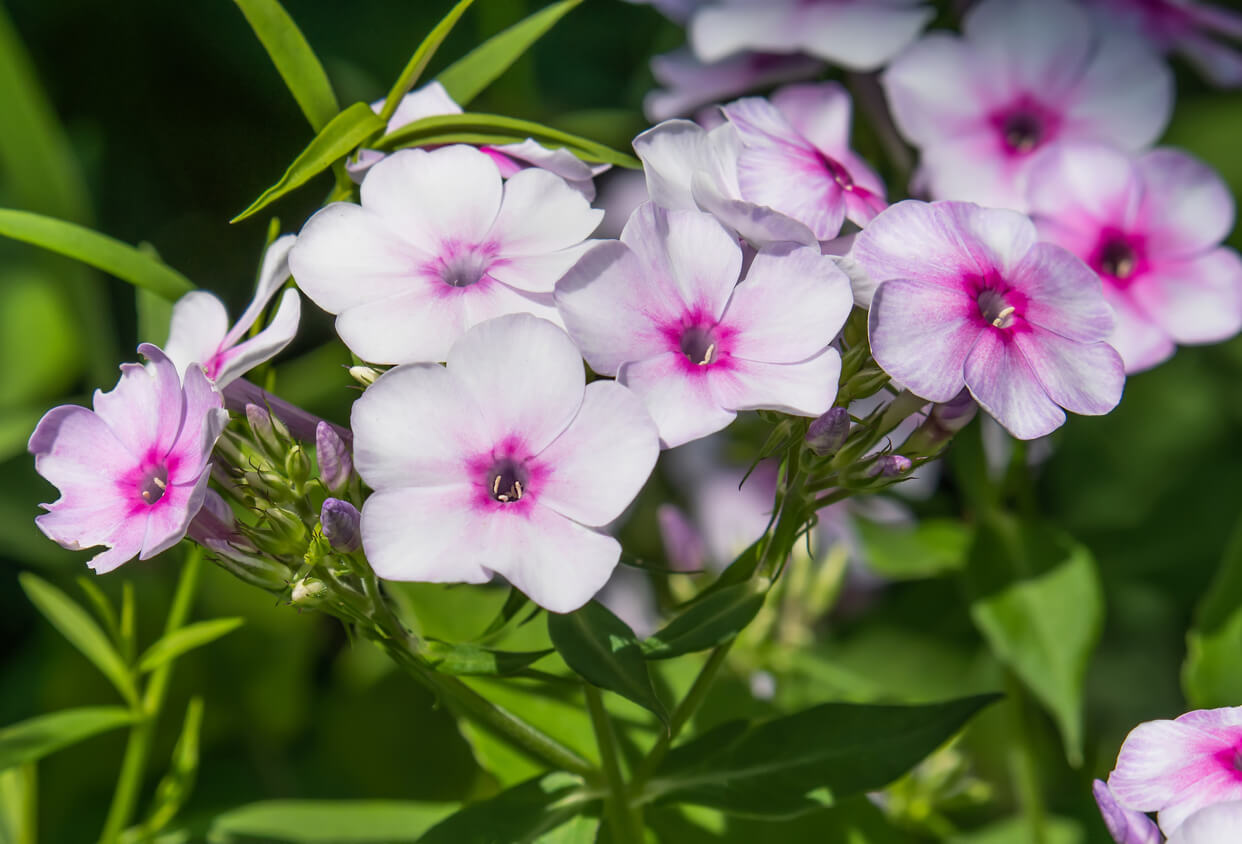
[29,344,229,573]
[644,49,823,122]
[351,314,659,613]
[883,0,1173,210]
[556,203,852,448]
[854,200,1124,440]
[290,145,602,365]
[1028,143,1242,372]
[1085,0,1242,87]
[163,235,300,387]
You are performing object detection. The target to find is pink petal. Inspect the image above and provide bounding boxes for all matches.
[1105,286,1176,374]
[83,519,147,575]
[940,202,1039,279]
[489,167,603,256]
[963,0,1092,99]
[735,140,845,240]
[29,405,136,495]
[964,329,1066,440]
[918,131,1030,210]
[708,350,842,418]
[1009,242,1115,342]
[1026,142,1143,236]
[1130,249,1242,346]
[850,200,981,290]
[167,362,228,484]
[361,485,493,584]
[883,33,984,144]
[1012,329,1124,416]
[1093,779,1163,844]
[535,381,660,527]
[139,466,212,560]
[1135,149,1236,258]
[163,292,229,379]
[1061,31,1172,152]
[488,241,598,295]
[92,346,184,459]
[869,277,979,403]
[690,172,819,247]
[619,351,737,449]
[493,139,604,200]
[212,288,301,387]
[224,234,297,347]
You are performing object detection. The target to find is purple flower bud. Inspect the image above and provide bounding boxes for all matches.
[316,421,353,495]
[321,498,361,553]
[867,454,912,479]
[656,504,706,572]
[246,403,282,457]
[930,389,978,435]
[805,407,850,456]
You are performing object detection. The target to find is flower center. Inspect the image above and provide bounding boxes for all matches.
[815,149,855,190]
[1097,239,1138,281]
[439,250,490,288]
[139,465,169,505]
[679,326,719,366]
[977,288,1017,330]
[1002,112,1043,154]
[488,459,529,504]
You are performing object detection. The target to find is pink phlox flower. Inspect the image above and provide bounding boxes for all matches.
[556,203,853,448]
[29,344,229,573]
[1108,707,1242,838]
[853,199,1125,440]
[1027,142,1242,373]
[1085,0,1242,88]
[290,144,604,365]
[882,0,1173,210]
[163,235,300,387]
[348,81,607,199]
[722,82,888,240]
[351,314,659,613]
[689,0,933,70]
[644,48,823,122]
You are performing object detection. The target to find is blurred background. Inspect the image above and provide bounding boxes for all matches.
[2,0,1241,841]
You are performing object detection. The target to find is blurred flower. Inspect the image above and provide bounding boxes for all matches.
[556,203,851,447]
[1094,779,1164,844]
[644,49,823,122]
[882,0,1172,210]
[290,145,602,365]
[1085,0,1242,88]
[351,314,659,613]
[163,235,300,387]
[29,344,228,573]
[1028,143,1242,372]
[855,200,1124,440]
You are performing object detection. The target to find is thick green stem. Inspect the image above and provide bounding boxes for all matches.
[585,686,644,844]
[1006,673,1048,844]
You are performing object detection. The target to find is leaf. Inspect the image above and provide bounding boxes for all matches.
[856,518,971,580]
[75,576,121,645]
[376,112,639,168]
[547,602,668,724]
[0,210,194,301]
[377,0,475,123]
[137,618,245,673]
[232,102,385,223]
[642,583,766,660]
[1184,512,1242,708]
[137,697,204,837]
[19,573,138,705]
[963,512,1102,766]
[949,814,1085,844]
[207,800,456,844]
[480,587,533,639]
[436,0,582,106]
[232,0,339,131]
[0,706,135,770]
[0,764,37,844]
[417,772,595,844]
[645,694,1000,819]
[424,640,551,676]
[137,286,174,346]
[531,815,598,843]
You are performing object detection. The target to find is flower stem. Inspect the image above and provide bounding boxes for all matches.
[585,685,644,844]
[1006,672,1048,844]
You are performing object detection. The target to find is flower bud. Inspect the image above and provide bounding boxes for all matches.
[316,421,353,495]
[899,389,978,457]
[246,403,289,458]
[805,407,850,456]
[842,366,890,402]
[320,498,361,553]
[284,444,312,488]
[290,577,328,607]
[349,365,381,387]
[253,507,309,556]
[866,454,913,479]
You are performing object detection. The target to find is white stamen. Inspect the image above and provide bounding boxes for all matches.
[991,306,1016,328]
[152,476,166,490]
[698,343,716,366]
[492,475,501,496]
[514,480,523,499]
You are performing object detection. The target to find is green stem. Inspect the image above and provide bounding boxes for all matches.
[99,549,202,844]
[585,686,644,844]
[1005,673,1048,844]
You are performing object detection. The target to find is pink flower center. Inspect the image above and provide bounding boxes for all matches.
[434,244,496,288]
[990,97,1060,157]
[679,325,720,366]
[815,149,855,191]
[972,279,1024,332]
[138,464,169,506]
[488,458,529,504]
[1090,230,1146,287]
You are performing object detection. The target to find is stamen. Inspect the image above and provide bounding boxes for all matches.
[991,306,1016,328]
[514,480,523,499]
[152,477,167,490]
[141,490,152,501]
[492,475,501,496]
[698,343,716,366]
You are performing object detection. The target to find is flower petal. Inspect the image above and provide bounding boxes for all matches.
[883,32,984,144]
[1168,800,1242,844]
[362,485,493,584]
[1135,148,1236,258]
[619,351,737,449]
[168,362,228,484]
[1062,30,1173,151]
[964,329,1066,440]
[334,285,468,365]
[869,277,978,403]
[490,167,603,256]
[139,466,212,560]
[212,288,302,387]
[163,292,229,379]
[708,350,842,418]
[964,0,1092,99]
[1130,249,1242,346]
[1012,329,1124,416]
[225,234,297,346]
[92,345,185,458]
[1009,242,1114,342]
[1027,142,1143,237]
[634,119,719,211]
[1105,286,1176,374]
[1093,779,1163,844]
[850,200,981,290]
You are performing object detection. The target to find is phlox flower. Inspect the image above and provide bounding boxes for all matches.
[853,200,1125,440]
[29,344,229,573]
[689,0,933,71]
[556,203,853,448]
[163,235,300,387]
[351,314,659,613]
[1085,0,1242,88]
[882,0,1173,210]
[1027,143,1242,372]
[289,145,603,365]
[644,49,823,122]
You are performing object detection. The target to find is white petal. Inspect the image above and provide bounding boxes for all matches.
[1132,249,1242,346]
[162,292,229,379]
[362,486,493,584]
[634,119,719,211]
[964,0,1092,99]
[708,350,842,417]
[619,351,737,449]
[883,32,986,145]
[212,289,301,387]
[1135,148,1236,258]
[490,167,603,256]
[335,285,468,365]
[1062,30,1173,152]
[1168,801,1242,844]
[227,233,297,345]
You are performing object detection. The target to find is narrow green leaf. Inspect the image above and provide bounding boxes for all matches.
[963,512,1102,766]
[0,764,37,844]
[436,0,582,106]
[232,102,385,223]
[19,574,138,705]
[208,800,456,843]
[642,583,766,660]
[480,586,534,639]
[232,0,339,131]
[75,577,121,646]
[137,697,204,837]
[0,210,194,301]
[417,772,593,844]
[137,286,174,346]
[547,602,668,724]
[424,640,551,676]
[855,518,971,580]
[1184,512,1242,708]
[137,618,245,674]
[378,0,476,123]
[0,707,135,770]
[376,112,640,168]
[645,695,1000,819]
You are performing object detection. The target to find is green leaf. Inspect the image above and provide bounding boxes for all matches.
[436,0,582,106]
[423,640,551,676]
[75,576,121,646]
[0,764,37,844]
[0,210,194,301]
[417,772,595,844]
[137,618,245,674]
[0,706,135,770]
[19,574,138,705]
[547,601,668,724]
[377,0,475,123]
[530,815,598,844]
[208,800,456,844]
[376,112,640,168]
[137,286,174,346]
[1184,512,1242,708]
[856,518,971,580]
[949,814,1085,844]
[232,0,339,131]
[963,512,1102,766]
[479,586,534,639]
[133,697,204,838]
[642,583,766,660]
[232,102,385,223]
[644,694,1000,819]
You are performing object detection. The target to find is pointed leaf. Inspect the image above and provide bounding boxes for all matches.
[547,601,668,724]
[19,573,138,705]
[417,772,594,844]
[856,518,971,580]
[642,583,766,660]
[75,576,120,645]
[138,697,204,836]
[436,0,582,106]
[424,640,551,676]
[232,0,339,131]
[0,764,37,844]
[0,706,135,770]
[232,102,385,223]
[0,210,194,301]
[1184,512,1242,708]
[480,586,533,639]
[208,800,456,843]
[137,618,245,674]
[378,0,475,123]
[963,512,1102,766]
